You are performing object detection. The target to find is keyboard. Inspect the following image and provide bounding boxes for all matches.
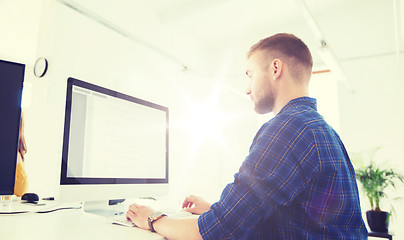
[111,209,193,227]
[111,214,136,227]
[160,208,192,218]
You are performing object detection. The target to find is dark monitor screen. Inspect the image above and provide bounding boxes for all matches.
[0,59,25,195]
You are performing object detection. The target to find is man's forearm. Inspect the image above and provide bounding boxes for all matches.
[153,217,203,240]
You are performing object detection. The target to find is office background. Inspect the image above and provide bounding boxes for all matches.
[1,0,403,237]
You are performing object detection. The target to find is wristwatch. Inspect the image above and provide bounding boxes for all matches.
[148,211,167,232]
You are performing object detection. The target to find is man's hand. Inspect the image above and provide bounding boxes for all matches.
[182,195,211,215]
[126,201,203,240]
[126,203,154,230]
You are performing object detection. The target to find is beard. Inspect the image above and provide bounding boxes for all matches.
[253,82,276,114]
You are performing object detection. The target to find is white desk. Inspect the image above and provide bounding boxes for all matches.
[0,201,166,240]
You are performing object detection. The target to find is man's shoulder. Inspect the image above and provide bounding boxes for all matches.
[256,106,329,144]
[272,105,320,127]
[277,103,325,128]
[257,109,315,141]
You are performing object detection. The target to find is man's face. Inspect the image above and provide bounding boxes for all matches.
[245,51,276,114]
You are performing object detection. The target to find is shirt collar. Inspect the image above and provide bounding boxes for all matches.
[277,97,317,115]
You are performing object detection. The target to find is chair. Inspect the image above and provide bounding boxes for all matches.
[368,232,393,240]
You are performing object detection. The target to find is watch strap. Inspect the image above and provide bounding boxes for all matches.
[148,212,167,232]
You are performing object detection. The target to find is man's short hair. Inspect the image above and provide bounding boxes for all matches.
[248,33,313,82]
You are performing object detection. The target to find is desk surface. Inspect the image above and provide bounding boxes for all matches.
[0,201,165,240]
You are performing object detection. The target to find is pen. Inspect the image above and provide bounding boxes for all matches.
[42,197,55,200]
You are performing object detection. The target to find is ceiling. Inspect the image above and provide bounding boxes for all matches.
[61,0,403,89]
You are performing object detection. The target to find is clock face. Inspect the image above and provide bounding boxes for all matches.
[34,58,48,77]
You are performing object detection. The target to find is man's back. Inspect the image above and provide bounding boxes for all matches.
[255,97,367,239]
[198,97,367,239]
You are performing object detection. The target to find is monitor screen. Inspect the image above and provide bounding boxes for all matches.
[0,60,25,196]
[58,77,169,202]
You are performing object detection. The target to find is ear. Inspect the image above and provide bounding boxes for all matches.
[271,59,283,80]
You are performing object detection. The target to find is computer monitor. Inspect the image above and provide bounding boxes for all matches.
[0,60,24,196]
[57,77,169,205]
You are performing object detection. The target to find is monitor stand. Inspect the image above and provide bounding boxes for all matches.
[82,200,128,218]
[0,195,13,206]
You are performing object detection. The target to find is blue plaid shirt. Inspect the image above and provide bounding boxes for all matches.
[198,97,367,239]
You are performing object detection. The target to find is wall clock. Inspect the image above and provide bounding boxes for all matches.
[34,57,48,78]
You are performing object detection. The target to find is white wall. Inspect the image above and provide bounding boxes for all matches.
[0,0,42,63]
[0,0,42,108]
[3,0,257,205]
[338,53,404,236]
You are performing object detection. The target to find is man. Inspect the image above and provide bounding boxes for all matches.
[126,33,368,239]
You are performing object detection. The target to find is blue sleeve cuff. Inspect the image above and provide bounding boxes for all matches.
[198,204,228,240]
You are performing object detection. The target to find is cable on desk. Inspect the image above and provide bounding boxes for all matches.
[0,206,82,214]
[36,206,82,213]
[0,211,30,214]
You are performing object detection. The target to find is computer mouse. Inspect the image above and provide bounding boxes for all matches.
[21,193,39,203]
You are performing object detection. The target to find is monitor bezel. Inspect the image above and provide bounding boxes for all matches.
[60,77,169,185]
[0,59,25,195]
